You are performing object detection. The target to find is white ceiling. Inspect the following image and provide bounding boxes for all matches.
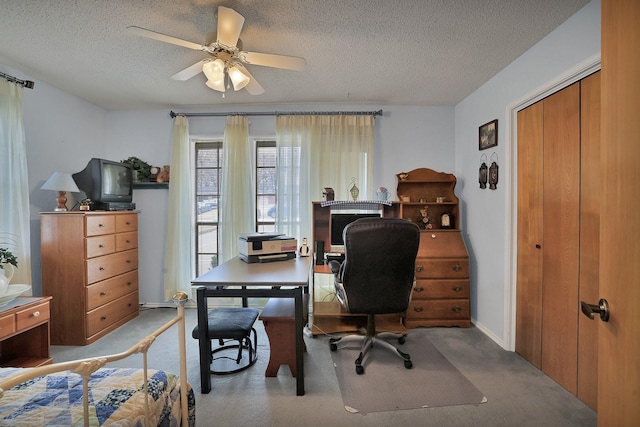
[0,0,590,110]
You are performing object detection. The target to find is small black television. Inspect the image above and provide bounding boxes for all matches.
[330,212,381,250]
[72,158,134,210]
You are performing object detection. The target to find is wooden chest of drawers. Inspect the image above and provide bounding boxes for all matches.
[41,211,139,345]
[405,230,471,328]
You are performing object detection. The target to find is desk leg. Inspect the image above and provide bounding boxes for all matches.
[295,287,305,396]
[197,287,212,393]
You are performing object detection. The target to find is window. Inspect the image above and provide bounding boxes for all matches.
[256,141,276,232]
[195,141,222,276]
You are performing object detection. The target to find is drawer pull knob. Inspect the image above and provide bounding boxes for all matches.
[126,260,131,264]
[126,221,131,225]
[452,306,462,313]
[99,223,105,228]
[99,244,104,248]
[127,281,132,286]
[99,267,105,271]
[100,291,107,296]
[414,287,424,292]
[32,311,40,317]
[431,234,436,239]
[126,239,131,243]
[101,316,107,321]
[415,266,424,272]
[452,264,462,272]
[452,286,463,292]
[413,306,424,313]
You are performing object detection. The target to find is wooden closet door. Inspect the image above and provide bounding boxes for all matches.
[541,82,581,394]
[515,101,544,368]
[577,71,600,410]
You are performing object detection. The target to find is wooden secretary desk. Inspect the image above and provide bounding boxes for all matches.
[310,168,470,335]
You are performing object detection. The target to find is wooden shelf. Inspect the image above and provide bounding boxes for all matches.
[132,182,168,189]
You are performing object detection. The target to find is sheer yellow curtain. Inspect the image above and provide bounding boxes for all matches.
[163,115,193,299]
[275,114,375,242]
[219,115,253,263]
[0,80,31,287]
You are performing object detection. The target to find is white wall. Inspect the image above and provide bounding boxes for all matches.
[453,0,600,347]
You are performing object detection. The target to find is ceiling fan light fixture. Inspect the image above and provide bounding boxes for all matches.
[228,65,250,91]
[205,77,226,92]
[202,58,225,81]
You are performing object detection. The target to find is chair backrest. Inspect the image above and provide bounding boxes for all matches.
[339,217,420,314]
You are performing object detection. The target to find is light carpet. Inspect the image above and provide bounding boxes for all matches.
[330,329,487,414]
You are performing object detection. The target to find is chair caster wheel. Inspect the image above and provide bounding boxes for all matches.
[330,343,337,352]
[404,360,413,369]
[398,336,406,345]
[356,365,364,375]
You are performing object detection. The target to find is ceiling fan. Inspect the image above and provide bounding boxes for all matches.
[127,6,306,96]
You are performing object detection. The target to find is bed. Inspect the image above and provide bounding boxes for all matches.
[0,292,194,426]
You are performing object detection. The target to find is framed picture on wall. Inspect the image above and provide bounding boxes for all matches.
[479,119,498,150]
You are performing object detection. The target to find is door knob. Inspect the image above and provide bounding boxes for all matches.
[580,298,610,322]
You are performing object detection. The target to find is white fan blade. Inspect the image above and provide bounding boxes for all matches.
[127,26,205,51]
[240,51,306,71]
[236,66,265,95]
[171,60,207,81]
[217,6,245,48]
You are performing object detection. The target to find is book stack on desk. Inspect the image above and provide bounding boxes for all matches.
[238,232,297,263]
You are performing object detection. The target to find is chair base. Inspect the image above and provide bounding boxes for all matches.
[329,319,412,375]
[209,328,258,375]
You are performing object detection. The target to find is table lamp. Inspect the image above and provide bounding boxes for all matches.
[41,172,80,211]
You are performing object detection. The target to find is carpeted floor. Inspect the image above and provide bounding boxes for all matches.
[50,306,597,427]
[330,330,486,414]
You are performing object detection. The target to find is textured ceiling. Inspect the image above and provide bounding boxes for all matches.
[0,0,590,110]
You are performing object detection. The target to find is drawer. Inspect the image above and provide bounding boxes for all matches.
[116,214,138,233]
[412,279,469,299]
[86,250,138,284]
[16,302,50,331]
[115,231,138,252]
[418,231,468,258]
[85,215,116,236]
[86,291,138,337]
[86,270,138,311]
[0,314,16,340]
[415,258,468,279]
[86,234,115,258]
[407,299,469,320]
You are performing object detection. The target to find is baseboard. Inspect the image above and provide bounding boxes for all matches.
[471,319,506,350]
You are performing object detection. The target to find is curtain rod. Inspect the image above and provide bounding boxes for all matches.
[0,71,35,89]
[169,109,382,118]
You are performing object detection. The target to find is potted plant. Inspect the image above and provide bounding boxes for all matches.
[121,156,151,182]
[0,247,17,295]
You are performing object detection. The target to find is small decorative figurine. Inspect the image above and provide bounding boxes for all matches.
[299,238,310,257]
[348,177,359,201]
[323,187,335,201]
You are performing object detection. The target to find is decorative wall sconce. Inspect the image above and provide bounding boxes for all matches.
[479,154,488,189]
[489,152,499,190]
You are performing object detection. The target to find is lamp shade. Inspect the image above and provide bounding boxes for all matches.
[41,172,80,192]
[228,66,250,91]
[202,59,225,82]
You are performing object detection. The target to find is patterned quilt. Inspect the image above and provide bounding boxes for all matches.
[0,367,195,426]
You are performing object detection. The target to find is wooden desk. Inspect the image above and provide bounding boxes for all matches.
[0,296,52,367]
[192,256,311,396]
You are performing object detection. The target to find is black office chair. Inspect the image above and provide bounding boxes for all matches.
[328,217,420,375]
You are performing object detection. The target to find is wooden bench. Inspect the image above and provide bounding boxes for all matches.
[259,294,309,377]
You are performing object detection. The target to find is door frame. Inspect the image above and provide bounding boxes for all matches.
[503,53,601,351]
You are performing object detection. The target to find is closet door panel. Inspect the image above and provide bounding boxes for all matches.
[541,82,580,394]
[515,101,544,368]
[577,71,600,410]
